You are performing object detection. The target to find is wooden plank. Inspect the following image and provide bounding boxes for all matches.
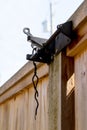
[27,77,48,130]
[0,61,34,93]
[8,99,15,130]
[69,1,87,29]
[61,50,75,130]
[67,33,87,56]
[0,82,48,130]
[47,53,62,130]
[23,90,29,130]
[75,47,87,130]
[67,16,87,57]
[40,77,48,130]
[0,62,46,95]
[47,50,75,130]
[0,105,4,130]
[67,0,87,57]
[0,64,48,104]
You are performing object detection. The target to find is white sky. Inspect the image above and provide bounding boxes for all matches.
[0,0,83,86]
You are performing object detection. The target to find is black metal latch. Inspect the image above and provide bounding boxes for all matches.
[23,21,73,64]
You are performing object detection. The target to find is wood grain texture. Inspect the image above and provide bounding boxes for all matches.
[75,47,87,130]
[47,51,75,130]
[67,33,87,57]
[69,1,87,29]
[67,18,87,57]
[0,63,48,104]
[0,1,87,130]
[0,62,47,95]
[0,77,48,130]
[67,0,87,57]
[61,51,75,130]
[47,53,61,130]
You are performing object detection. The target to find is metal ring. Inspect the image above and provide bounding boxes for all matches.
[23,28,30,36]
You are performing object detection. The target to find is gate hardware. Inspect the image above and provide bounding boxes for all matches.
[23,21,73,119]
[23,21,73,64]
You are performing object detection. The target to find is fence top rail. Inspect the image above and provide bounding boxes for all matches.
[69,0,87,29]
[67,0,87,56]
[0,62,48,95]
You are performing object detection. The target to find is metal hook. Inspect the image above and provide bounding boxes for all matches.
[23,28,31,36]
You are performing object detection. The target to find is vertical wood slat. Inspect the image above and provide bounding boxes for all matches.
[75,47,87,130]
[0,76,48,130]
[61,51,75,130]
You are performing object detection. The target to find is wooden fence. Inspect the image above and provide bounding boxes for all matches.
[0,63,49,130]
[0,1,87,130]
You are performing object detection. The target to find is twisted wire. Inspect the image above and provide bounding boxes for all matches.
[32,48,39,120]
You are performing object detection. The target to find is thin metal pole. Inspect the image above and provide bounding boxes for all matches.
[50,2,53,35]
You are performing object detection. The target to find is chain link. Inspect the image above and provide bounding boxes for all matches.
[32,48,39,120]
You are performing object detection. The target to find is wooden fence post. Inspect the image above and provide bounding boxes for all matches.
[47,50,75,130]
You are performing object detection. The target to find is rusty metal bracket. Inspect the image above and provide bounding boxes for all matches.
[23,21,73,64]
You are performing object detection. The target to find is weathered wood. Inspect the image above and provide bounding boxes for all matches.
[0,62,46,95]
[43,2,86,130]
[69,1,87,29]
[75,47,87,130]
[0,1,87,130]
[47,50,74,130]
[67,1,87,130]
[0,63,48,104]
[67,33,87,57]
[67,0,87,57]
[0,61,49,130]
[0,77,48,130]
[67,17,87,57]
[61,51,75,130]
[47,53,61,130]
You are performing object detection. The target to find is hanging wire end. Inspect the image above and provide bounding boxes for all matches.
[32,48,39,120]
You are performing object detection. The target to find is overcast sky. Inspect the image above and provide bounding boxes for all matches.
[0,0,83,86]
